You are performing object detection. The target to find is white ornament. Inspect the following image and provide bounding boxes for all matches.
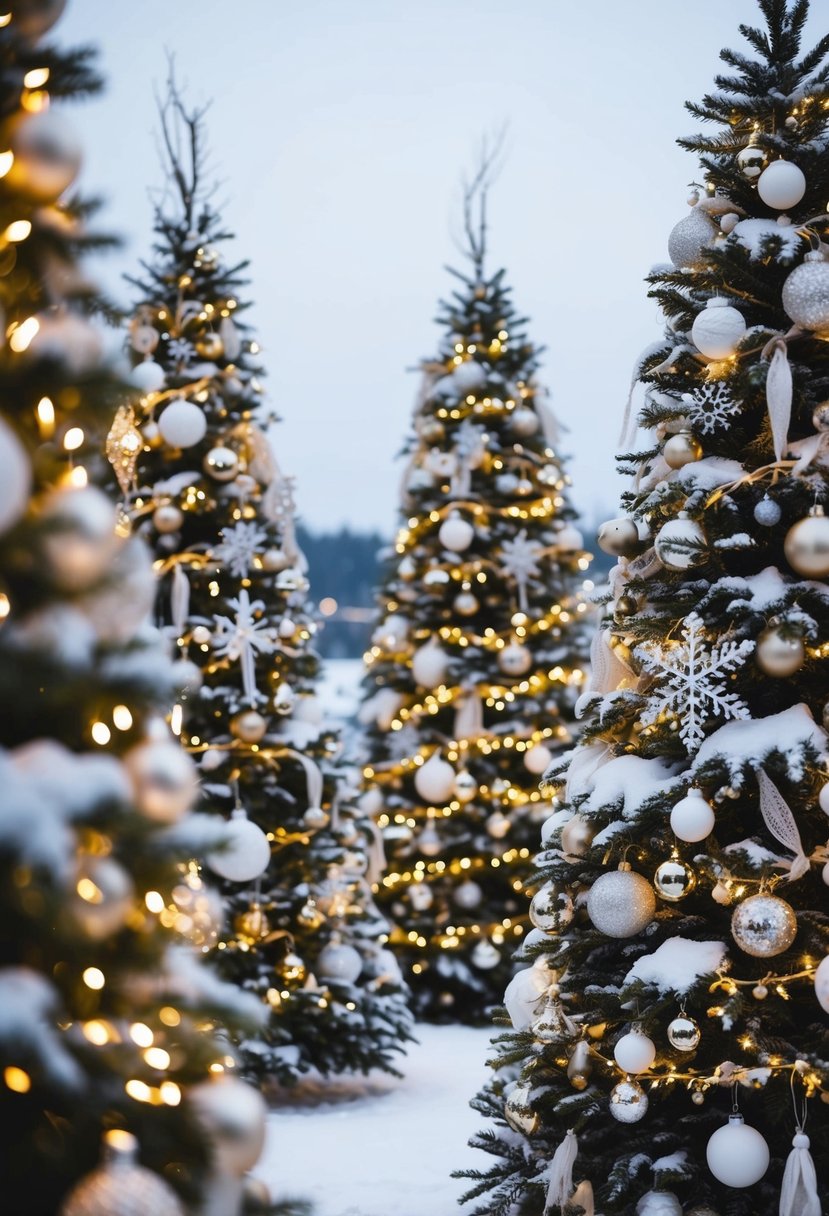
[782,251,829,334]
[597,516,639,558]
[452,770,477,803]
[682,381,740,436]
[471,939,501,969]
[124,739,197,824]
[814,954,829,1014]
[668,207,717,269]
[561,814,594,856]
[498,641,532,677]
[439,511,474,552]
[316,939,363,983]
[556,523,583,552]
[509,407,540,436]
[504,960,555,1030]
[614,1028,656,1075]
[131,360,165,394]
[206,809,271,882]
[39,485,119,592]
[189,1075,267,1178]
[451,360,487,393]
[757,159,806,211]
[211,588,275,705]
[587,864,656,938]
[0,417,30,536]
[60,1130,185,1216]
[408,882,433,911]
[706,1115,769,1187]
[499,529,544,610]
[636,1193,682,1216]
[524,743,553,775]
[214,521,268,578]
[424,449,457,479]
[411,637,449,687]
[414,753,456,804]
[670,788,716,842]
[454,880,483,909]
[157,398,207,448]
[691,298,746,360]
[818,784,829,815]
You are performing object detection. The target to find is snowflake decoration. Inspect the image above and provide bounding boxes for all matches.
[167,337,196,366]
[499,529,545,610]
[682,382,740,436]
[212,588,275,704]
[213,522,268,578]
[636,612,754,753]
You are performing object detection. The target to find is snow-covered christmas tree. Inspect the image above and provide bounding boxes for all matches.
[0,9,270,1215]
[121,82,412,1085]
[459,4,829,1214]
[360,158,590,1021]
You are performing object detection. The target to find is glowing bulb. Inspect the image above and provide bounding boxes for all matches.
[112,705,133,731]
[35,396,54,437]
[144,1047,170,1070]
[83,967,105,990]
[160,1081,181,1105]
[4,220,30,242]
[145,891,164,914]
[9,316,39,352]
[4,1067,30,1093]
[63,427,84,451]
[90,722,111,746]
[159,1007,180,1027]
[129,1023,153,1048]
[23,67,50,88]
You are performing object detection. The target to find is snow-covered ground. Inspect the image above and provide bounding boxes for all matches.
[257,1024,494,1216]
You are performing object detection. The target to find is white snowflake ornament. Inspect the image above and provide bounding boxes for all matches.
[213,522,268,578]
[682,382,740,436]
[212,588,275,704]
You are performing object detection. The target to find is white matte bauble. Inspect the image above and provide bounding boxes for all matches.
[668,207,717,269]
[411,637,450,688]
[124,739,197,824]
[416,821,441,856]
[39,485,119,592]
[2,109,81,203]
[316,939,363,983]
[0,416,30,536]
[206,809,271,882]
[453,770,477,803]
[130,359,165,394]
[663,430,703,469]
[815,954,829,1013]
[451,360,487,393]
[509,407,540,436]
[72,855,134,940]
[524,743,553,775]
[784,505,829,576]
[670,788,715,843]
[424,449,457,479]
[819,783,829,815]
[555,523,583,552]
[408,882,433,911]
[471,939,501,969]
[454,880,483,909]
[691,298,746,359]
[731,892,797,957]
[587,864,656,938]
[454,591,479,616]
[498,641,532,677]
[529,883,574,932]
[152,503,183,534]
[189,1075,267,1178]
[59,1130,185,1216]
[486,810,510,838]
[756,626,805,677]
[614,1028,656,1075]
[654,513,705,570]
[414,753,456,804]
[230,710,267,744]
[609,1078,649,1123]
[439,512,474,552]
[757,158,806,211]
[597,517,639,557]
[561,814,595,856]
[157,398,207,448]
[781,252,829,333]
[706,1115,770,1187]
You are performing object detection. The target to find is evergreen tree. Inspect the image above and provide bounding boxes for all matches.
[360,161,590,1021]
[460,5,829,1214]
[123,82,412,1085]
[0,8,267,1215]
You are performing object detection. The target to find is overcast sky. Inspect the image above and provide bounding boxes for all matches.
[59,0,824,533]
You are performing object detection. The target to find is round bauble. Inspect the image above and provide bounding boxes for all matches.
[0,416,31,536]
[170,658,202,695]
[39,485,119,592]
[706,1115,769,1187]
[784,505,829,577]
[438,512,474,552]
[615,593,639,617]
[524,743,553,775]
[416,820,442,856]
[130,324,158,356]
[667,1012,701,1051]
[529,883,574,932]
[130,359,165,394]
[756,626,805,677]
[815,954,829,1014]
[636,1193,682,1216]
[654,855,696,901]
[654,513,705,570]
[587,864,656,938]
[597,516,639,558]
[614,1028,656,1075]
[486,811,510,838]
[454,591,479,616]
[261,547,290,573]
[203,446,240,482]
[731,892,797,957]
[504,959,556,1030]
[189,1075,267,1178]
[561,814,595,856]
[157,398,207,448]
[454,880,483,909]
[818,782,829,815]
[609,1078,648,1123]
[471,939,501,969]
[2,109,81,204]
[509,407,540,436]
[757,158,806,211]
[242,1176,272,1213]
[124,739,197,824]
[782,252,829,333]
[691,298,746,360]
[736,142,768,180]
[555,523,584,552]
[12,0,68,38]
[206,809,271,883]
[754,495,781,526]
[451,360,487,393]
[397,554,417,581]
[72,855,134,940]
[670,788,715,843]
[663,430,702,469]
[453,770,477,803]
[414,753,456,804]
[316,939,363,983]
[195,332,224,361]
[303,805,329,831]
[230,710,267,744]
[418,417,444,443]
[152,503,183,534]
[498,641,532,677]
[668,207,717,269]
[407,882,433,912]
[59,1130,185,1216]
[412,638,449,688]
[813,400,829,432]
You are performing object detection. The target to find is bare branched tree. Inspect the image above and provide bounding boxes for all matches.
[452,126,509,276]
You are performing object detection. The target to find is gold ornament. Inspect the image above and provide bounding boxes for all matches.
[106,406,143,495]
[152,503,183,534]
[756,626,804,677]
[783,505,829,578]
[278,951,307,982]
[234,903,270,943]
[597,516,639,557]
[297,901,325,929]
[195,332,225,360]
[230,710,268,744]
[615,593,638,617]
[663,430,702,469]
[203,446,240,482]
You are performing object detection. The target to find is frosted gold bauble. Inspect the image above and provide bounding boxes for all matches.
[663,430,702,469]
[195,332,224,360]
[756,626,805,677]
[203,445,239,482]
[783,505,829,577]
[230,710,268,744]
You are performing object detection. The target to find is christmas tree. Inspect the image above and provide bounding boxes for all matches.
[0,7,270,1215]
[459,4,829,1214]
[360,159,590,1021]
[123,81,413,1086]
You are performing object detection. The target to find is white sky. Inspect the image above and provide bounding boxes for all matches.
[59,0,824,532]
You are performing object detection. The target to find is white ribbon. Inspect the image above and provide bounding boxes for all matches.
[779,1131,820,1216]
[565,740,611,802]
[757,770,810,882]
[765,339,792,462]
[454,684,484,740]
[575,628,632,718]
[171,563,190,635]
[545,1130,578,1212]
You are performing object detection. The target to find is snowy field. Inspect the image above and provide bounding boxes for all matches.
[257,1024,494,1216]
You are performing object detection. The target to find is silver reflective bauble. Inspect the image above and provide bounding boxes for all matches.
[528,883,574,932]
[654,856,696,902]
[736,143,768,180]
[609,1078,648,1123]
[667,1012,701,1051]
[731,893,797,957]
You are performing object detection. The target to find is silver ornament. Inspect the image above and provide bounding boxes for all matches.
[452,770,477,803]
[453,879,482,909]
[663,430,702,469]
[784,505,829,577]
[498,641,532,676]
[486,811,510,838]
[567,1039,592,1089]
[560,814,594,856]
[736,143,768,180]
[654,512,706,571]
[654,855,696,901]
[203,445,239,481]
[668,207,717,269]
[454,591,479,616]
[509,407,540,437]
[754,495,781,526]
[528,883,574,932]
[597,516,639,557]
[470,939,501,969]
[60,1131,185,1216]
[152,503,183,534]
[667,1012,701,1051]
[189,1075,267,1178]
[230,710,267,744]
[756,626,805,677]
[609,1078,649,1122]
[782,253,829,333]
[587,864,656,938]
[731,892,797,957]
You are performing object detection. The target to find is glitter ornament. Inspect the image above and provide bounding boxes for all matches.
[670,788,715,843]
[524,743,553,775]
[736,142,768,179]
[784,505,829,577]
[438,511,474,551]
[731,892,797,957]
[414,753,456,804]
[664,430,702,469]
[654,513,706,570]
[692,298,747,359]
[597,516,639,557]
[471,939,501,969]
[782,252,829,333]
[756,626,805,677]
[316,938,363,983]
[203,445,240,481]
[654,854,696,901]
[815,955,829,1014]
[529,883,574,932]
[157,398,207,448]
[668,207,717,269]
[509,407,540,436]
[706,1115,770,1187]
[451,360,487,393]
[614,1028,656,1074]
[609,1078,649,1122]
[453,770,477,803]
[636,1193,682,1216]
[667,1012,701,1051]
[59,1130,185,1216]
[757,158,806,211]
[587,863,656,938]
[498,641,532,676]
[754,495,781,526]
[205,809,271,882]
